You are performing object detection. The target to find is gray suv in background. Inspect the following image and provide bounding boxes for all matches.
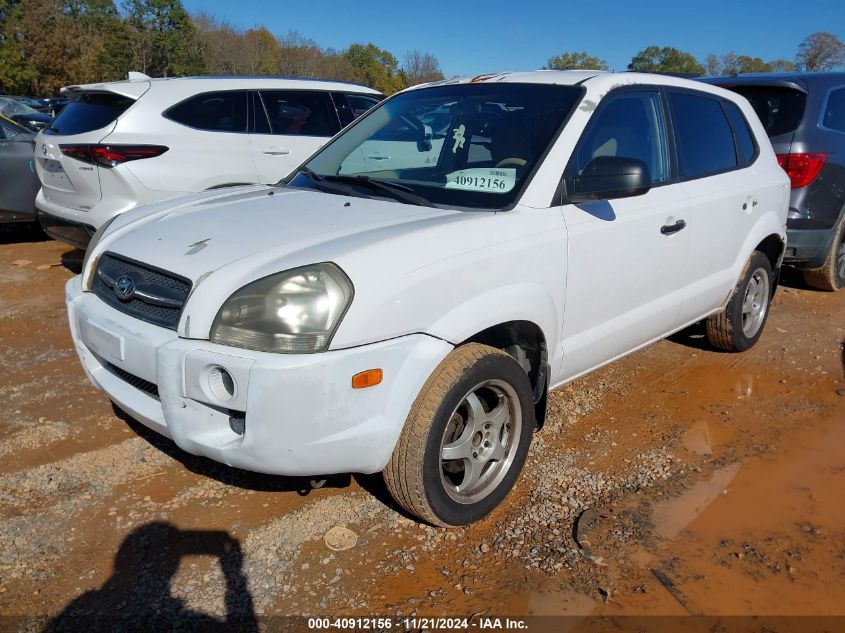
[702,73,845,291]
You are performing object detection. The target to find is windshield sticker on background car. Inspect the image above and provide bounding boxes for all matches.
[451,124,466,153]
[444,168,516,193]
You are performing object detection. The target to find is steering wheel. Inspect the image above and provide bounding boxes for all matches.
[495,158,527,168]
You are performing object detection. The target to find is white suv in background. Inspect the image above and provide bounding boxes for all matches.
[33,75,383,247]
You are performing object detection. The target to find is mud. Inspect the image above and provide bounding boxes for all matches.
[1,225,843,629]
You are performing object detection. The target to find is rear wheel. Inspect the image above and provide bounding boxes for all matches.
[706,251,773,352]
[384,343,535,526]
[803,215,845,292]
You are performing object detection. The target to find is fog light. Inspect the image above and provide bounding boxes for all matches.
[208,366,236,402]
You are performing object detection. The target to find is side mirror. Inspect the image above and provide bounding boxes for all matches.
[570,156,651,203]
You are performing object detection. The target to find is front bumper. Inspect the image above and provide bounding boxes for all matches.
[66,276,453,476]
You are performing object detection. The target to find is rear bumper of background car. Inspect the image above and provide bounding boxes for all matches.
[784,226,838,269]
[66,275,453,476]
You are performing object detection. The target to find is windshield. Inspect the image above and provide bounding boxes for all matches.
[288,83,582,209]
[0,98,39,117]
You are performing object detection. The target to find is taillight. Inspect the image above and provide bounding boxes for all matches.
[776,152,828,189]
[59,144,168,168]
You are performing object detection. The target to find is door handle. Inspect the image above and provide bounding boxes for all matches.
[366,153,390,160]
[660,219,687,235]
[262,147,291,155]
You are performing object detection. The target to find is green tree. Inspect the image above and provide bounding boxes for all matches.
[123,0,203,77]
[344,43,404,93]
[768,59,796,72]
[796,32,845,71]
[628,46,705,75]
[545,51,608,71]
[0,0,38,93]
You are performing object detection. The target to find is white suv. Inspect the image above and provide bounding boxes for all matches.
[34,76,383,247]
[66,71,789,526]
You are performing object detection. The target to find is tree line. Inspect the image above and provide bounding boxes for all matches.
[1,0,843,98]
[0,0,444,96]
[546,32,845,75]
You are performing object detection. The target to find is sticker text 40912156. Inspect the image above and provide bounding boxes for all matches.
[444,168,516,193]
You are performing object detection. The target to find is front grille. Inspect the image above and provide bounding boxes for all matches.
[104,362,159,399]
[93,253,192,330]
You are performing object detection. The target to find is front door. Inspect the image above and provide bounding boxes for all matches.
[559,89,690,381]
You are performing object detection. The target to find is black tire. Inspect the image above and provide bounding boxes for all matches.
[706,251,773,352]
[384,343,536,527]
[803,214,845,292]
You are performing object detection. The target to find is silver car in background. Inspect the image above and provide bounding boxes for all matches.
[0,116,39,223]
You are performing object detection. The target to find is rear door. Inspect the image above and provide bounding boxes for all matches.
[667,89,764,321]
[250,90,341,183]
[35,91,136,212]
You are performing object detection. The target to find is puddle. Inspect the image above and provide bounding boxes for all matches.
[651,463,741,539]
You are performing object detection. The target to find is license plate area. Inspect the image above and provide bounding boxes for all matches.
[80,318,124,361]
[40,158,75,192]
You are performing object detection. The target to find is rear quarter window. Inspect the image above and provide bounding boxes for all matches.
[669,91,738,180]
[164,91,247,133]
[722,101,758,166]
[43,92,134,136]
[822,86,845,133]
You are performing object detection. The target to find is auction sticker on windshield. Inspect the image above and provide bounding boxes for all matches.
[445,168,516,193]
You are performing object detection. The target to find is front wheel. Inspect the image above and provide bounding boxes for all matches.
[384,343,536,526]
[706,251,773,352]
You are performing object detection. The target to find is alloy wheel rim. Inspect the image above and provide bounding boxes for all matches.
[741,267,770,338]
[439,379,522,504]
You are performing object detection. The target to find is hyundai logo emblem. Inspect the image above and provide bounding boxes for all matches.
[113,275,136,301]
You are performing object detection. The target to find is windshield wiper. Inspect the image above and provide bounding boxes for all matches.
[322,174,435,207]
[296,167,361,197]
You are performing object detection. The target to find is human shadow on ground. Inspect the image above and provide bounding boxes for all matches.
[43,522,258,633]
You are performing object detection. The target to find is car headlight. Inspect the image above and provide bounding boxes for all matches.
[209,263,354,354]
[82,215,118,287]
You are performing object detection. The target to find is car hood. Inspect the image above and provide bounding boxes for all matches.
[100,185,466,284]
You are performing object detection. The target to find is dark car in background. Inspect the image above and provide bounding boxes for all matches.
[701,73,845,290]
[0,115,39,222]
[0,96,52,131]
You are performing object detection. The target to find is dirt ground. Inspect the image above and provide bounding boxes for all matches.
[1,222,843,632]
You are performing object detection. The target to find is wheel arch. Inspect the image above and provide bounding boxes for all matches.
[460,320,550,429]
[754,232,787,297]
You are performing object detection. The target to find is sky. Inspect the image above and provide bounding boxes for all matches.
[180,0,845,76]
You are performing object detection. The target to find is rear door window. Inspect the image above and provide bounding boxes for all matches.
[822,86,845,133]
[258,91,340,137]
[722,101,757,166]
[165,91,248,133]
[727,86,806,138]
[43,92,134,136]
[669,91,737,180]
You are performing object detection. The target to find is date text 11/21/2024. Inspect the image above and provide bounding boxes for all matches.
[307,616,529,630]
